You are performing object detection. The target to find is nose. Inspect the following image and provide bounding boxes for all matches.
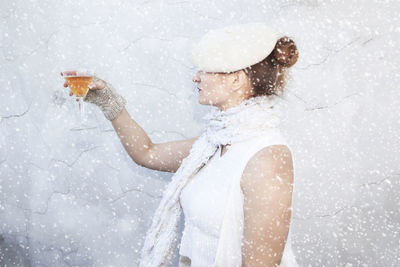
[192,71,201,83]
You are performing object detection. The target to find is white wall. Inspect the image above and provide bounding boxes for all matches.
[0,0,399,266]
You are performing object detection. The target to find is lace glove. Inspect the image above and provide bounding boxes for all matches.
[83,76,126,121]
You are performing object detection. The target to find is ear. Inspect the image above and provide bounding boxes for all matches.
[231,70,249,92]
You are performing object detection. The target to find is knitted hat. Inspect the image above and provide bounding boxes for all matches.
[191,22,279,73]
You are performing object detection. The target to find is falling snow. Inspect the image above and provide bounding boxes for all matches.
[0,0,399,266]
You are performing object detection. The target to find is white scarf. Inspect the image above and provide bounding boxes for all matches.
[139,94,282,266]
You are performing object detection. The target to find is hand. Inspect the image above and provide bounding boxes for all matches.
[60,70,106,102]
[60,70,126,121]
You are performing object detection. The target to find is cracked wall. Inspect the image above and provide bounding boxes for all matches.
[0,0,399,266]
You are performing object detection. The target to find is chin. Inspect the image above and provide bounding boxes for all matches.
[198,95,217,107]
[198,99,208,106]
[198,96,206,105]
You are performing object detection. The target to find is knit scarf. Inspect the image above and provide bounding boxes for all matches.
[139,94,282,266]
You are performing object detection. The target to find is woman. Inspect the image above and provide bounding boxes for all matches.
[62,22,299,267]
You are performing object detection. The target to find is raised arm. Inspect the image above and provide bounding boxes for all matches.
[62,70,199,174]
[111,107,199,173]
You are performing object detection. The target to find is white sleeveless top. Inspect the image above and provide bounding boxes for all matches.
[179,129,298,267]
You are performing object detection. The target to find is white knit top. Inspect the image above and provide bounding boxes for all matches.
[178,131,298,267]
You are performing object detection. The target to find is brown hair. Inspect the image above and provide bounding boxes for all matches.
[243,36,299,97]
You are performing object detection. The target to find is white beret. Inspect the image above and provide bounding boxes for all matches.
[191,22,279,73]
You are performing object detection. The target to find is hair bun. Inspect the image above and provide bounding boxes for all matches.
[272,36,299,68]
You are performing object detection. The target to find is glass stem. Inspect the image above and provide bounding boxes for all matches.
[79,98,85,124]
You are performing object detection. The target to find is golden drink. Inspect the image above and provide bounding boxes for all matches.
[65,76,93,98]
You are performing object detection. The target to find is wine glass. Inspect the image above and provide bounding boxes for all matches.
[62,69,96,131]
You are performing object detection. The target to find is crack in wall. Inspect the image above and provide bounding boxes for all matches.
[119,34,187,53]
[49,146,101,168]
[130,82,180,100]
[304,92,360,111]
[109,187,162,204]
[0,101,32,122]
[360,173,399,188]
[37,233,83,267]
[2,19,110,62]
[297,36,362,70]
[170,57,197,71]
[101,161,163,201]
[293,204,355,221]
[289,91,360,111]
[293,172,399,221]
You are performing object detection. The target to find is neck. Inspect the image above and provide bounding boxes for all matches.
[217,95,250,111]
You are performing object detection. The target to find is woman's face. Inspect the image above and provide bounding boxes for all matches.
[192,70,250,110]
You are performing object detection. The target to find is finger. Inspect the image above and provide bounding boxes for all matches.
[61,70,77,76]
[69,92,73,96]
[90,80,105,90]
[89,80,103,90]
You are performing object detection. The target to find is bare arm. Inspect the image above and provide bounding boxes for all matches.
[61,70,197,173]
[241,145,294,267]
[111,108,199,173]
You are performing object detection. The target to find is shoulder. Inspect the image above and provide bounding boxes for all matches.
[240,144,294,193]
[243,144,293,171]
